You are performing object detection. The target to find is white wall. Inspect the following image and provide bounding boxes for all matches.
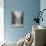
[0,0,4,42]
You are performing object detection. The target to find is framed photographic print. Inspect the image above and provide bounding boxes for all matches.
[11,10,24,27]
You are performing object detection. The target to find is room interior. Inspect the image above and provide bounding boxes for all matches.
[0,0,46,46]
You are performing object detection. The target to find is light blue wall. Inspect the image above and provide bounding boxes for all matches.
[4,0,40,42]
[40,0,46,27]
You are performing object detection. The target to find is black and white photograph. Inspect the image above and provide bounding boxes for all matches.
[11,11,24,27]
